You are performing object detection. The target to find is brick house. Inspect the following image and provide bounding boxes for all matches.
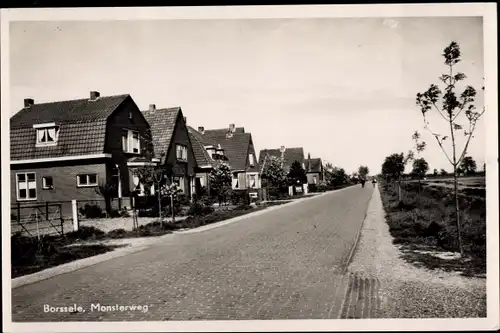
[304,153,325,185]
[187,126,218,196]
[258,146,306,175]
[193,124,261,199]
[10,91,153,211]
[141,105,197,199]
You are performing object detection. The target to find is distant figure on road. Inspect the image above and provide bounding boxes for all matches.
[360,179,366,188]
[372,178,377,188]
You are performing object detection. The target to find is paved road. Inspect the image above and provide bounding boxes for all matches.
[12,185,374,321]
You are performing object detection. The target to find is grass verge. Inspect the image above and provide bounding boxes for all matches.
[378,179,485,277]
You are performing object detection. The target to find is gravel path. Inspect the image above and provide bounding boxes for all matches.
[348,186,486,318]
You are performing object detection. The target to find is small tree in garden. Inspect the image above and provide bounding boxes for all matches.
[261,155,288,188]
[287,160,307,185]
[433,168,438,177]
[209,162,232,206]
[459,156,477,175]
[416,41,485,257]
[160,182,182,222]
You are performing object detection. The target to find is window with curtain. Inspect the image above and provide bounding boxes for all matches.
[36,126,59,145]
[176,145,188,161]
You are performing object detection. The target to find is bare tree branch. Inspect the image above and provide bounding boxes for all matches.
[432,101,450,122]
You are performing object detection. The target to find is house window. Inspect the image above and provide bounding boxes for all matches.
[77,174,98,187]
[42,176,54,190]
[248,174,256,188]
[35,126,59,145]
[313,176,317,184]
[232,173,239,189]
[173,176,185,193]
[176,145,188,161]
[122,129,140,154]
[16,172,37,201]
[249,153,255,167]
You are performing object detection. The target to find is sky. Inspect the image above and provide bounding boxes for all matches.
[9,16,485,175]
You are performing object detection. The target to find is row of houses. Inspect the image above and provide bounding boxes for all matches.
[10,91,325,208]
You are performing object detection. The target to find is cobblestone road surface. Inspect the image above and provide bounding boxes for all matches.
[12,186,375,321]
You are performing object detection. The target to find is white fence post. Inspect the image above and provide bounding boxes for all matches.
[72,200,79,232]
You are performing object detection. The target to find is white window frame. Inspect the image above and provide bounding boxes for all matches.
[122,129,140,154]
[34,125,59,146]
[176,144,188,161]
[76,174,99,187]
[16,172,37,201]
[42,176,54,190]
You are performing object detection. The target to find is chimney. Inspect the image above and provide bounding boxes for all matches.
[229,123,236,133]
[280,145,286,153]
[198,126,205,134]
[184,116,187,124]
[149,104,156,112]
[90,91,100,101]
[308,153,311,160]
[24,98,34,108]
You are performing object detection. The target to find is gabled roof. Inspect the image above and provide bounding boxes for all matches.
[10,94,130,161]
[306,158,323,173]
[141,107,181,162]
[200,128,258,172]
[187,126,216,168]
[258,147,305,173]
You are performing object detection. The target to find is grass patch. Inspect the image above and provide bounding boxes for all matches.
[11,232,122,278]
[379,179,485,276]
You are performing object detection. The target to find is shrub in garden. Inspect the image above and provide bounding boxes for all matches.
[235,204,253,211]
[308,184,318,193]
[79,203,105,219]
[65,226,105,240]
[316,181,329,192]
[187,201,215,216]
[107,228,128,238]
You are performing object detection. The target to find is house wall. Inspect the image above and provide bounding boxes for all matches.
[307,172,321,185]
[105,97,153,196]
[11,160,108,215]
[163,113,197,197]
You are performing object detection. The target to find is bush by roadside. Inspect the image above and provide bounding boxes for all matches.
[379,179,485,276]
[11,231,120,278]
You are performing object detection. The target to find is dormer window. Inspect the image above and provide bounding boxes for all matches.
[33,123,59,146]
[249,153,255,167]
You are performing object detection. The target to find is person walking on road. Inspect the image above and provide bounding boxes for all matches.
[360,178,366,188]
[372,178,377,188]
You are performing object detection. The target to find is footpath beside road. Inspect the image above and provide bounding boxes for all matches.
[347,185,486,318]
